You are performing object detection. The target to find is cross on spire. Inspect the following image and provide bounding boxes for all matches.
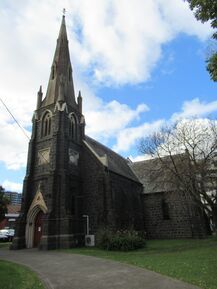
[63,8,66,16]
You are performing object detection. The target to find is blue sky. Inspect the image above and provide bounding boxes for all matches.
[0,0,216,192]
[99,35,216,121]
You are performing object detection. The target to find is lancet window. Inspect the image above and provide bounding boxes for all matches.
[162,199,170,220]
[41,112,52,137]
[69,114,77,141]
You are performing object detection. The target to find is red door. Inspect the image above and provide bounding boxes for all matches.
[34,211,44,247]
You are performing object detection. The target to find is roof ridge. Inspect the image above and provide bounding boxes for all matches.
[85,135,141,183]
[85,135,128,162]
[132,153,187,165]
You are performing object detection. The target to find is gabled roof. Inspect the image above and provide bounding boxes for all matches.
[84,136,141,183]
[131,157,177,194]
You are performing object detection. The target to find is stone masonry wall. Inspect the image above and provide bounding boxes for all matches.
[80,145,108,234]
[81,146,145,234]
[110,172,144,231]
[143,191,207,239]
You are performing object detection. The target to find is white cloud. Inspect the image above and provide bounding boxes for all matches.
[156,0,211,41]
[85,100,149,141]
[0,105,29,170]
[172,98,217,121]
[2,180,23,193]
[76,74,150,144]
[69,0,212,85]
[114,97,217,155]
[114,120,165,152]
[0,0,211,91]
[0,0,213,169]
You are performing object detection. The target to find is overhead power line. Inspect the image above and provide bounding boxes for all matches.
[0,97,49,165]
[0,97,30,140]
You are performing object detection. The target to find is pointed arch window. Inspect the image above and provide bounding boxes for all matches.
[69,114,77,141]
[42,112,52,137]
[162,199,170,220]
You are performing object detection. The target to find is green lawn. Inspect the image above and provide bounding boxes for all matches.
[0,242,11,249]
[0,259,45,289]
[64,237,217,289]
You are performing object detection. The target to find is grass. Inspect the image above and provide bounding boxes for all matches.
[0,259,45,289]
[63,237,217,289]
[0,242,11,249]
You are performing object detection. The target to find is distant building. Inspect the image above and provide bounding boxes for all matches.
[0,205,21,229]
[4,191,22,205]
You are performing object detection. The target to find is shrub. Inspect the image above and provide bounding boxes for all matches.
[96,228,146,251]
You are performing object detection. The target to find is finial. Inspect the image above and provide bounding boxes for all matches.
[63,8,66,17]
[37,85,43,97]
[37,85,43,109]
[77,90,82,113]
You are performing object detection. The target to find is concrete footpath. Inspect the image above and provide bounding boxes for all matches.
[0,248,200,289]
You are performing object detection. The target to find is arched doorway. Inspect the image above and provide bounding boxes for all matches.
[25,189,48,249]
[34,211,44,247]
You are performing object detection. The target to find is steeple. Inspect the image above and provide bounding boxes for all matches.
[41,15,77,109]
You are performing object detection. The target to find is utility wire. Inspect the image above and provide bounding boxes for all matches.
[0,97,30,140]
[0,97,49,165]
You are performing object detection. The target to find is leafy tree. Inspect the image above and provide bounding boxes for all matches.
[185,0,217,81]
[139,119,217,233]
[0,186,9,222]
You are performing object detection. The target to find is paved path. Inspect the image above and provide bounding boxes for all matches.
[0,248,200,289]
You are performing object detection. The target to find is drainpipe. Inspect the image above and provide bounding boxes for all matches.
[82,215,89,235]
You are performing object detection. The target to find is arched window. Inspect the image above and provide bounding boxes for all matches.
[162,199,170,220]
[69,114,77,141]
[42,112,52,137]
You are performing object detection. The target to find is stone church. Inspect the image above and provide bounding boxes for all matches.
[12,16,207,250]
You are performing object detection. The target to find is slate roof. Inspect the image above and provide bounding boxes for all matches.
[84,136,140,183]
[131,157,176,194]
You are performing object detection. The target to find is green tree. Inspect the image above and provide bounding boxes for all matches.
[0,186,9,222]
[185,0,217,81]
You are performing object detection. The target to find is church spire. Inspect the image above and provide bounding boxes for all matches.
[41,15,77,109]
